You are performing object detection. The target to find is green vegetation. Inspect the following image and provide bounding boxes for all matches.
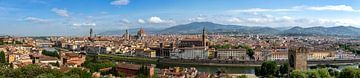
[0,51,6,64]
[338,67,360,78]
[14,41,22,44]
[0,64,93,78]
[65,68,93,78]
[290,69,332,78]
[255,61,289,77]
[83,56,115,72]
[279,63,289,76]
[339,44,360,54]
[255,61,346,78]
[254,62,360,78]
[246,48,254,59]
[41,50,59,58]
[258,61,278,77]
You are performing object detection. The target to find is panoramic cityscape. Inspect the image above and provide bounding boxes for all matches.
[1,0,360,78]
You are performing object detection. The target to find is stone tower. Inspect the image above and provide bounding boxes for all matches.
[89,28,93,38]
[202,27,207,47]
[288,46,308,70]
[123,29,130,40]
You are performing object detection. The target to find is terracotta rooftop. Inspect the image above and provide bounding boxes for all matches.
[116,63,142,70]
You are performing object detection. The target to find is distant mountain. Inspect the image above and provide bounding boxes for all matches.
[279,26,360,36]
[99,22,360,36]
[98,28,162,35]
[159,22,280,34]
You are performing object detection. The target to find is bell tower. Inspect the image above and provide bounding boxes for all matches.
[202,27,207,47]
[89,28,93,38]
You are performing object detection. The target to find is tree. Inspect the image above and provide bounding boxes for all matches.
[259,61,278,77]
[83,60,115,72]
[328,69,340,77]
[290,71,307,78]
[317,69,331,78]
[137,65,149,76]
[306,70,320,78]
[339,67,360,78]
[4,64,63,78]
[280,63,289,75]
[65,68,93,78]
[41,50,59,58]
[255,67,261,76]
[246,49,254,59]
[0,51,6,64]
[35,73,56,78]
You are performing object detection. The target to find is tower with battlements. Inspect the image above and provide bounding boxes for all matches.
[288,46,308,70]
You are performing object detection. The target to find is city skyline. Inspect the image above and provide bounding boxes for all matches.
[1,0,360,36]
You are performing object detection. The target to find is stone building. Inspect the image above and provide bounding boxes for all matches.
[288,47,308,70]
[136,27,146,40]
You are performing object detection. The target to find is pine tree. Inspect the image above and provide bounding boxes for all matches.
[0,51,6,64]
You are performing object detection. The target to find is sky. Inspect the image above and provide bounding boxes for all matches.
[0,0,360,36]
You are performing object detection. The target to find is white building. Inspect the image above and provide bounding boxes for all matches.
[170,47,208,59]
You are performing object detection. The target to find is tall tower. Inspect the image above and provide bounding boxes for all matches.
[123,29,130,40]
[288,46,308,71]
[202,27,207,47]
[89,28,93,38]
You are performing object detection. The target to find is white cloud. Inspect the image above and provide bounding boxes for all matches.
[51,8,69,17]
[24,17,49,23]
[149,17,163,23]
[228,17,243,23]
[138,19,146,24]
[188,14,208,22]
[72,23,96,26]
[303,5,356,11]
[110,0,129,6]
[225,13,360,27]
[148,16,174,24]
[120,19,130,24]
[228,8,296,13]
[228,5,359,13]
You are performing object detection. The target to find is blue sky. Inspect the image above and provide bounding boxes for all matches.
[0,0,360,36]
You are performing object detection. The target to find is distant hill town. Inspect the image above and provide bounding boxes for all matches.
[99,22,360,36]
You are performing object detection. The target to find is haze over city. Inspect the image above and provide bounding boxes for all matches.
[1,0,360,36]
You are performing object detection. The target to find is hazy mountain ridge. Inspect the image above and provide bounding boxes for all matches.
[99,22,360,36]
[99,28,163,35]
[280,26,360,36]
